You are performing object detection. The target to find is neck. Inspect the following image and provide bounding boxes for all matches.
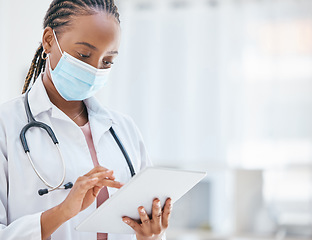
[41,70,88,126]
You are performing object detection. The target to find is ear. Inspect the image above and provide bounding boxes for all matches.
[42,27,54,54]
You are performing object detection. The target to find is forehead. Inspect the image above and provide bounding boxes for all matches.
[59,12,121,51]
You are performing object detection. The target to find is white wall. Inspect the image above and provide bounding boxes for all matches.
[0,0,50,102]
[101,0,312,169]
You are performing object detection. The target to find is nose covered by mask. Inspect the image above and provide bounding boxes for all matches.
[48,30,111,101]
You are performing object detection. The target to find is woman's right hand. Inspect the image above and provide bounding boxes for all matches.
[59,166,124,220]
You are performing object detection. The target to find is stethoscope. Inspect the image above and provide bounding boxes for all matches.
[20,89,136,196]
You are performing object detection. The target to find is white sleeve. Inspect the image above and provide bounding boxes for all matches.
[0,128,43,240]
[0,212,43,240]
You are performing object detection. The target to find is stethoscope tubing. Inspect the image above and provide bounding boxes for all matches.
[109,127,136,177]
[20,89,136,196]
[20,90,69,195]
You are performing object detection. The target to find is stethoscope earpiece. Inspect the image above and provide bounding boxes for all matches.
[38,188,49,196]
[64,182,73,190]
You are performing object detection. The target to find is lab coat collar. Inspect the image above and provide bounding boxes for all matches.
[84,97,115,145]
[27,74,53,118]
[27,74,115,145]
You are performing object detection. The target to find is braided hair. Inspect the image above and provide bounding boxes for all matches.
[22,0,120,93]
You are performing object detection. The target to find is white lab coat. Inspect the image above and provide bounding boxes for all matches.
[0,75,153,240]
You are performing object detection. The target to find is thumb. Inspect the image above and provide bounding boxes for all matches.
[93,186,103,197]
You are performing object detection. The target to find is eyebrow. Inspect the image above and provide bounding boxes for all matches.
[75,42,97,50]
[75,42,119,55]
[107,50,119,55]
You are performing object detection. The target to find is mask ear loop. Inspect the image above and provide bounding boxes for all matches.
[48,29,63,74]
[47,53,53,73]
[52,29,63,55]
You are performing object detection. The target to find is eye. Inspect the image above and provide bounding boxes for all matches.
[77,52,90,58]
[102,60,114,68]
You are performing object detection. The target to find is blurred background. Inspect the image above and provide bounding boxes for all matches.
[0,0,312,239]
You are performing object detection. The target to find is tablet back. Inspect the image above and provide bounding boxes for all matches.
[76,167,206,234]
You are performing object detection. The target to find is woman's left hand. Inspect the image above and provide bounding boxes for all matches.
[122,198,172,240]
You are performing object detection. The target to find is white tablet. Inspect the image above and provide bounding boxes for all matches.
[76,167,206,234]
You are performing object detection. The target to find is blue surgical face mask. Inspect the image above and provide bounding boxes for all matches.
[48,30,111,101]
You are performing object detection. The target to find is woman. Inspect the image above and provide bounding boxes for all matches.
[0,0,172,239]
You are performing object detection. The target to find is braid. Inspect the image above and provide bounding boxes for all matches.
[34,50,46,81]
[23,0,120,93]
[106,0,111,12]
[22,45,44,93]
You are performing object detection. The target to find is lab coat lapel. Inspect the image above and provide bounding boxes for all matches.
[27,74,53,118]
[83,97,113,147]
[27,74,75,123]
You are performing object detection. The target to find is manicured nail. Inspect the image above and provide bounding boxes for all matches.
[123,219,130,224]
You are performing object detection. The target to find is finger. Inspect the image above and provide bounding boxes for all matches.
[84,166,112,177]
[162,198,172,229]
[96,179,124,189]
[122,217,143,234]
[151,199,162,234]
[93,186,103,197]
[90,171,115,181]
[84,166,108,176]
[74,176,99,197]
[138,206,151,234]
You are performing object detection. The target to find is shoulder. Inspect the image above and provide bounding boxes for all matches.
[0,94,25,116]
[103,107,142,140]
[105,107,136,127]
[0,95,25,126]
[0,95,25,156]
[87,97,145,146]
[86,97,140,135]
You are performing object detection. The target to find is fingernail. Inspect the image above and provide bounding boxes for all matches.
[123,219,130,224]
[140,208,145,213]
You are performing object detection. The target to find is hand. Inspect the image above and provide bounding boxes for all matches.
[122,198,172,240]
[59,166,124,220]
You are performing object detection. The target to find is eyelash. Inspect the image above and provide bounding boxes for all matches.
[78,53,114,66]
[78,53,90,58]
[103,60,114,66]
